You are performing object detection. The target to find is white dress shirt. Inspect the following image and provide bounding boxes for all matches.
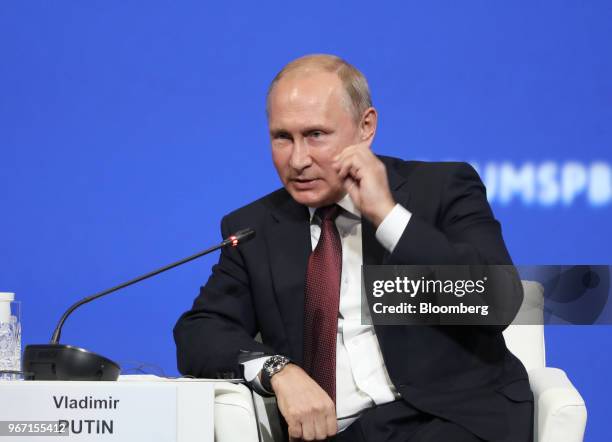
[243,195,412,431]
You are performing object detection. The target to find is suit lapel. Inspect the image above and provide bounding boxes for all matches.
[265,193,311,364]
[361,218,386,265]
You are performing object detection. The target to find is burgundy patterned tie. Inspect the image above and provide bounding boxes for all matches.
[303,205,342,403]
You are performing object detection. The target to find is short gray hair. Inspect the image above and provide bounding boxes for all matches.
[266,54,372,123]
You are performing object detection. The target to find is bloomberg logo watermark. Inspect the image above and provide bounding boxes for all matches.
[362,265,612,326]
[470,161,611,207]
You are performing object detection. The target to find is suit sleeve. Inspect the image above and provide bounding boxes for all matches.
[389,163,512,265]
[173,215,274,378]
[387,162,523,331]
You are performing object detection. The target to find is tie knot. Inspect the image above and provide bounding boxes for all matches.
[315,205,340,222]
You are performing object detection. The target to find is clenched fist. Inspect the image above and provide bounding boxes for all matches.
[269,364,337,441]
[333,142,396,227]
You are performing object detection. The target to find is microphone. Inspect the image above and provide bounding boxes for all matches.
[22,228,256,381]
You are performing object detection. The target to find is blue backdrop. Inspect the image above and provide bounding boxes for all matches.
[1,1,610,440]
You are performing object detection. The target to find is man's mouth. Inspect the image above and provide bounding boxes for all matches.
[291,178,319,190]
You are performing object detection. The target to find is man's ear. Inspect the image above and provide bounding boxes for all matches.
[359,107,378,143]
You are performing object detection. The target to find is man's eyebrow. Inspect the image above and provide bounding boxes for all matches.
[302,125,332,134]
[269,125,332,137]
[269,128,291,137]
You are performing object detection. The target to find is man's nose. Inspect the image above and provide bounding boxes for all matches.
[289,141,312,171]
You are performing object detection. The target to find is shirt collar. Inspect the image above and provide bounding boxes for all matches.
[307,193,361,222]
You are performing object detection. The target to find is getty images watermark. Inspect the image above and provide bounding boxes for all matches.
[361,265,612,326]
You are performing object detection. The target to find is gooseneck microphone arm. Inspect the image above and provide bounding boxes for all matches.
[49,228,255,344]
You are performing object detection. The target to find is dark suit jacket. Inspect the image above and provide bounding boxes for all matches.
[174,156,533,441]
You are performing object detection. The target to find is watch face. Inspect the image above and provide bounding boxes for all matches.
[265,355,288,376]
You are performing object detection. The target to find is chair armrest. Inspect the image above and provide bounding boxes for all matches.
[217,369,588,442]
[252,392,284,442]
[214,383,260,442]
[528,367,587,442]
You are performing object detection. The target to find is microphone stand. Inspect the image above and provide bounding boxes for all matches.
[22,228,255,381]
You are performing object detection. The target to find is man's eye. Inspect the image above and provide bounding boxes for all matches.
[309,131,324,138]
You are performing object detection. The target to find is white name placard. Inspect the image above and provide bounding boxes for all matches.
[0,379,214,442]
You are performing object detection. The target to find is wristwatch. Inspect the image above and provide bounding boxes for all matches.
[261,355,291,393]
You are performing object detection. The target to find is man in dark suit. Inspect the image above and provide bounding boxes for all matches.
[174,54,533,441]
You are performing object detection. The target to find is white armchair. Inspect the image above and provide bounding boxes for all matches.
[503,280,587,442]
[214,280,587,442]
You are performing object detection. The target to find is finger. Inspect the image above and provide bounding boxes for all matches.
[333,144,359,163]
[326,410,338,437]
[343,176,359,203]
[333,146,361,168]
[335,158,354,180]
[301,415,315,441]
[336,143,376,168]
[334,139,371,162]
[288,424,302,440]
[335,153,364,180]
[313,410,330,440]
[286,414,303,440]
[349,163,365,181]
[352,146,376,168]
[333,146,354,168]
[339,162,366,187]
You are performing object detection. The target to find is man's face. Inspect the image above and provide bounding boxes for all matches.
[268,71,361,208]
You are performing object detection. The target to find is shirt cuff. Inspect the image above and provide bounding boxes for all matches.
[375,204,412,253]
[241,356,272,394]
